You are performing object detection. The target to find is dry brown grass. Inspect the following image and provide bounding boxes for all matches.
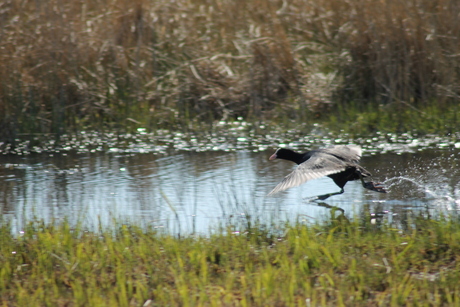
[316,0,460,107]
[0,0,459,141]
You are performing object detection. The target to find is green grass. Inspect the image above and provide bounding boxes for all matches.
[1,216,460,306]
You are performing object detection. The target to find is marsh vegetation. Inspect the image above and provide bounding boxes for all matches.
[1,216,460,306]
[1,1,460,305]
[1,0,460,144]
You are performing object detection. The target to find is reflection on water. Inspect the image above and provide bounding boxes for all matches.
[1,148,459,234]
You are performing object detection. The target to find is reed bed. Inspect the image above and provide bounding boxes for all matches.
[1,0,459,142]
[1,216,460,306]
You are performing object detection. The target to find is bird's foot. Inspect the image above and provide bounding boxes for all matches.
[303,194,333,202]
[303,196,320,202]
[316,194,332,201]
[316,189,344,200]
[363,181,387,193]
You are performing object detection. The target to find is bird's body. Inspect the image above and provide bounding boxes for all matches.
[268,145,386,199]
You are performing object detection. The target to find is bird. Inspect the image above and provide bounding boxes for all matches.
[268,145,386,200]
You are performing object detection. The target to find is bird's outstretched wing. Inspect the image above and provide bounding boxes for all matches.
[268,154,348,195]
[321,145,362,163]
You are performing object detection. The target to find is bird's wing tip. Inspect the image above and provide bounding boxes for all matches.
[267,184,287,196]
[348,144,363,157]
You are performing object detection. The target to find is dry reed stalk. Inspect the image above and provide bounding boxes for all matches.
[0,0,458,142]
[302,0,460,107]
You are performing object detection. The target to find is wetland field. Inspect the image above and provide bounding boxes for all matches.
[1,0,460,305]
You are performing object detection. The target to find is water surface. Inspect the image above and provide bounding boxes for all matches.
[1,143,459,234]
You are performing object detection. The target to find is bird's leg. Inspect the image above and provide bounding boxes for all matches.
[315,188,344,200]
[359,174,387,193]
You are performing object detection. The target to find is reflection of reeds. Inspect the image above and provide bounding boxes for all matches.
[1,0,459,141]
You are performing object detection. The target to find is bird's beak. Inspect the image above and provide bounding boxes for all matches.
[269,153,277,160]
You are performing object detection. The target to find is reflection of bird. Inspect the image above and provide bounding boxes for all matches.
[268,145,387,200]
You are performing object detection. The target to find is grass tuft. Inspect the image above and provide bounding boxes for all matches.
[1,215,460,306]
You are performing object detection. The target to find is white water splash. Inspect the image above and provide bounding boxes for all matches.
[384,176,460,211]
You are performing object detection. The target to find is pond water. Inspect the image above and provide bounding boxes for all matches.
[1,147,459,235]
[1,130,460,234]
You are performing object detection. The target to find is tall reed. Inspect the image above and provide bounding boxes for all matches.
[1,0,459,142]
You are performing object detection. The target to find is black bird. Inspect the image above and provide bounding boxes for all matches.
[268,145,386,200]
